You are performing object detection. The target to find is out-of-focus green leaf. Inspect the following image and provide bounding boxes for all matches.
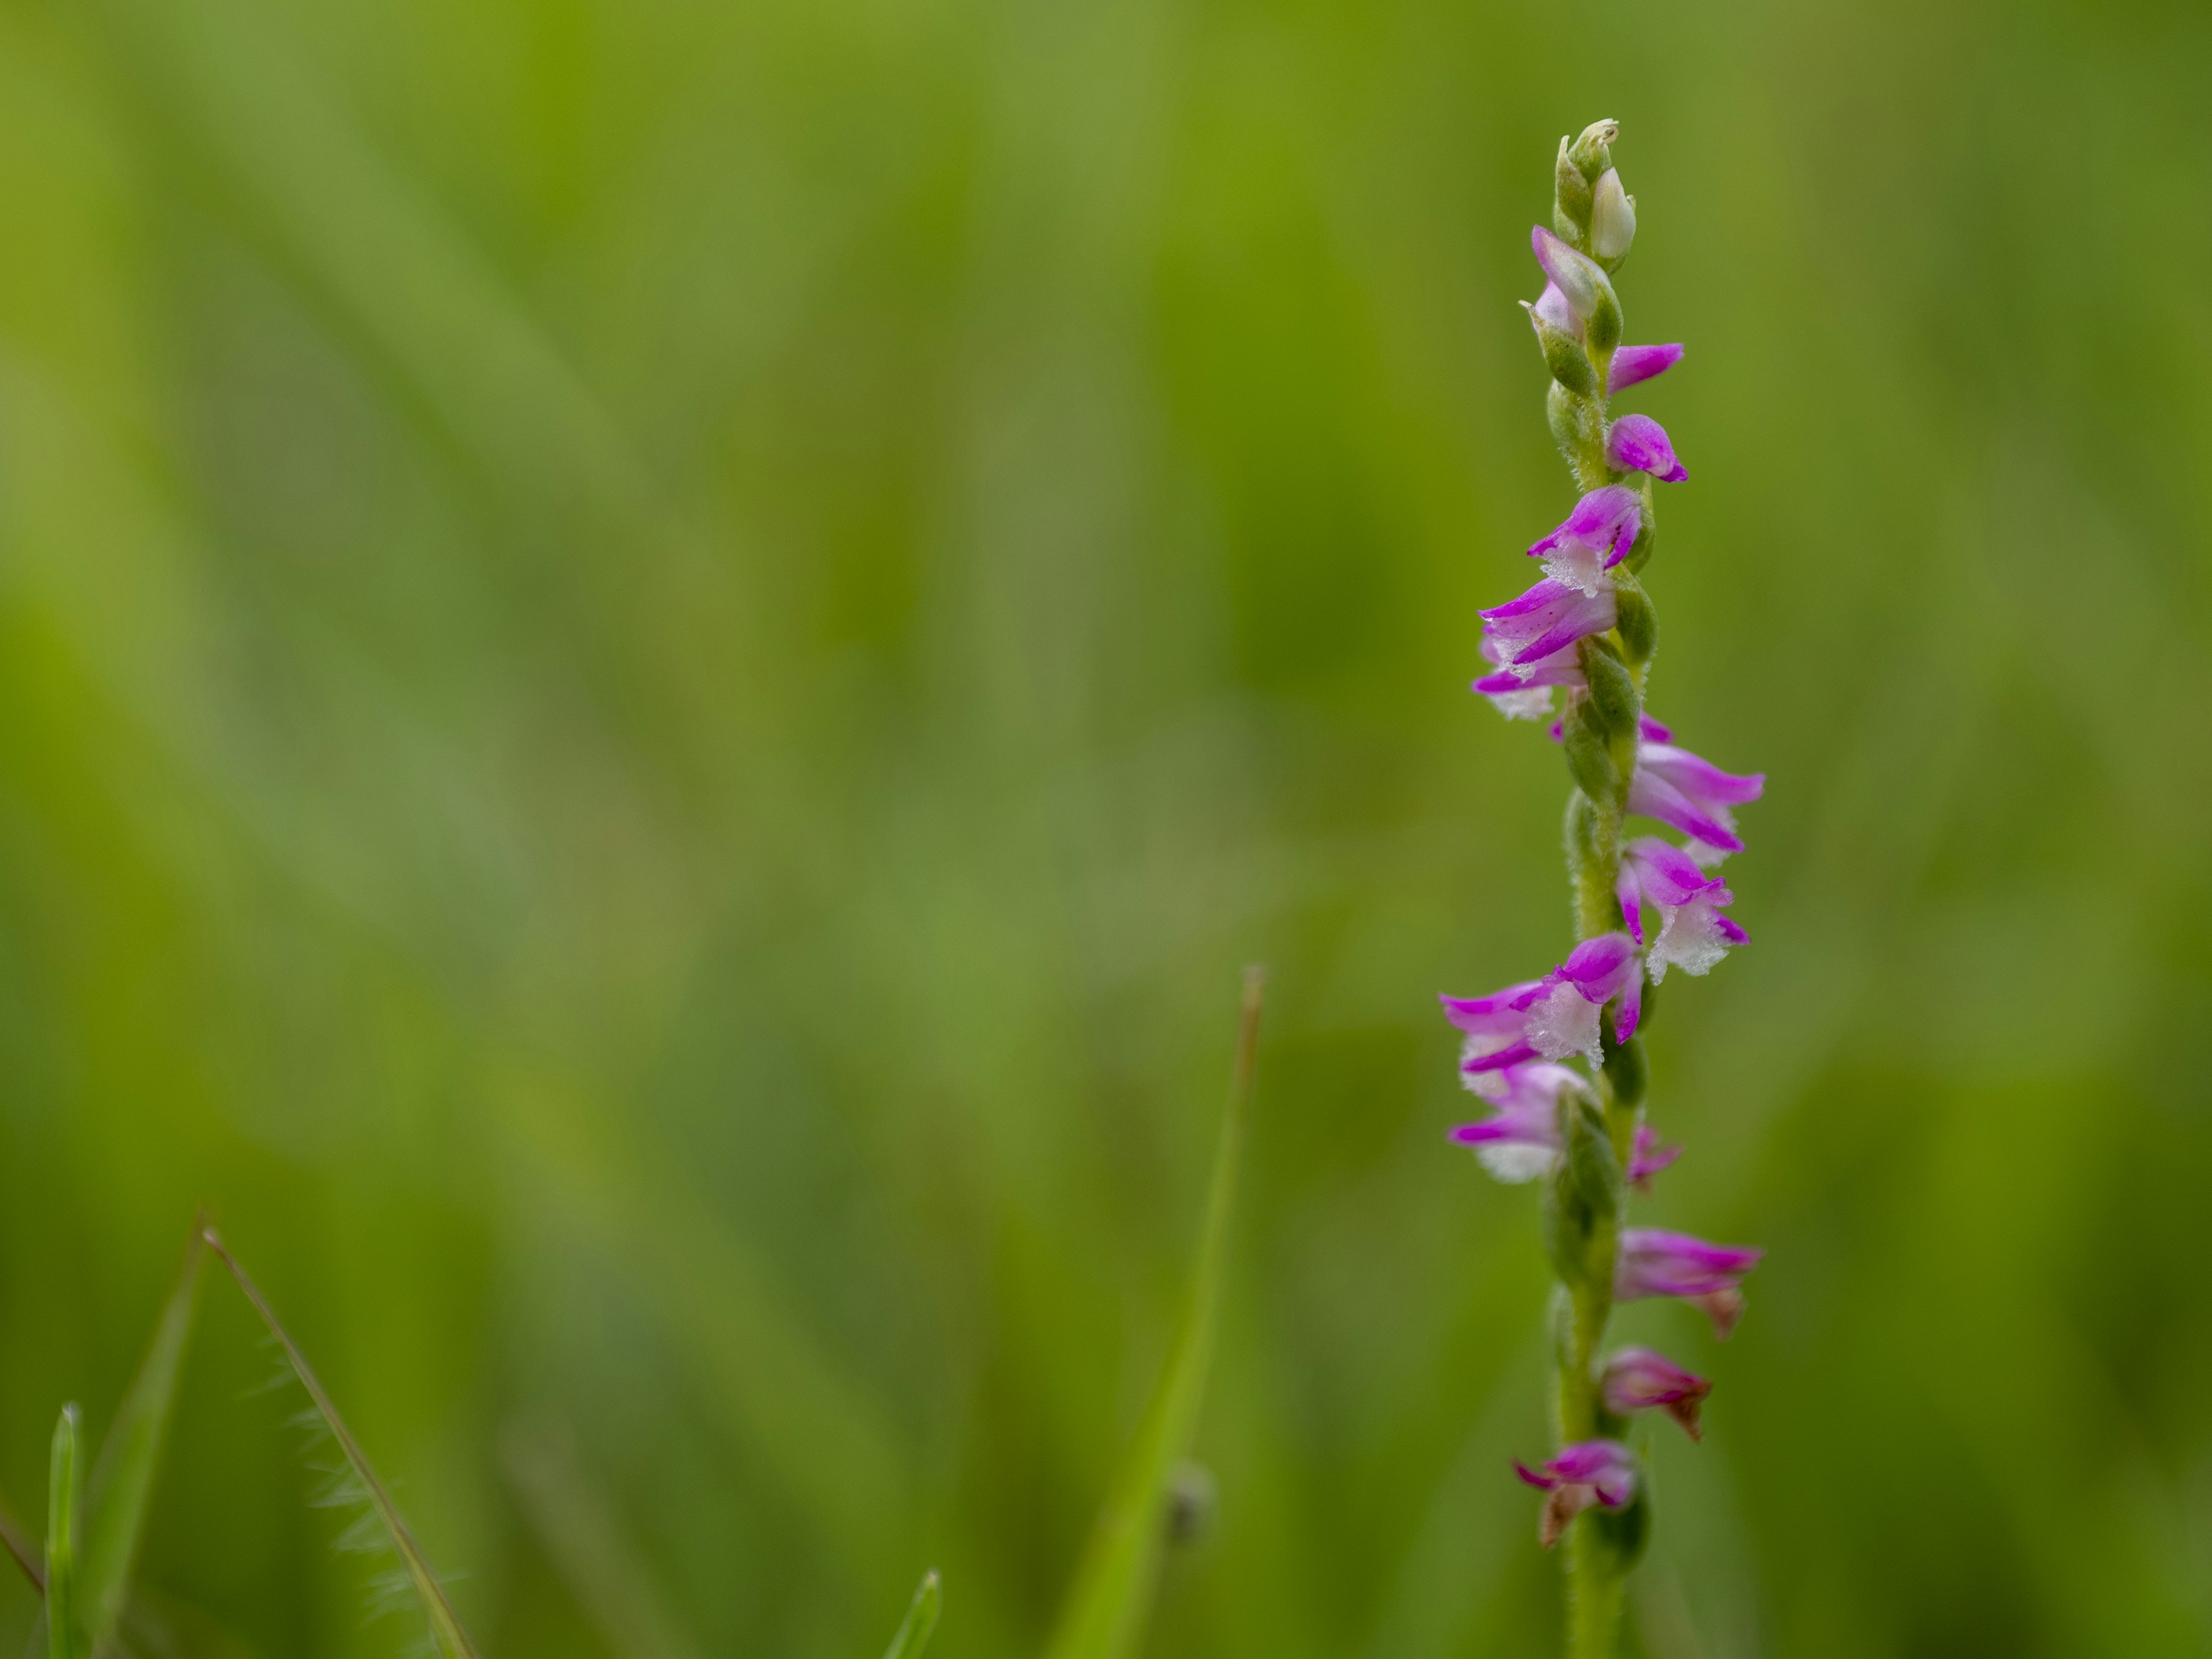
[501,1416,705,1659]
[47,1404,84,1659]
[81,1224,206,1653]
[877,1570,941,1659]
[0,1479,43,1593]
[1041,969,1264,1659]
[202,1229,479,1659]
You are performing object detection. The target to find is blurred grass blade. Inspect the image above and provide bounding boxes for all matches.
[500,1416,705,1659]
[82,1224,206,1650]
[1041,968,1264,1659]
[201,1229,480,1659]
[0,1479,43,1593]
[878,1570,941,1659]
[48,1404,84,1659]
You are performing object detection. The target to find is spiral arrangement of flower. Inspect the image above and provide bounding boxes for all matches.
[1441,119,1767,1657]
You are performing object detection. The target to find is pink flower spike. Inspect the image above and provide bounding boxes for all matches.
[1527,485,1643,595]
[1606,413,1687,482]
[1627,1122,1681,1192]
[1607,343,1684,393]
[1617,1228,1765,1339]
[1513,1439,1638,1548]
[1600,1347,1711,1440]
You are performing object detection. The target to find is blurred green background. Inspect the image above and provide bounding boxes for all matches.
[2,0,2209,1651]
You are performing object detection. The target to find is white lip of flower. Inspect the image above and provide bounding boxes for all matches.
[1487,685,1556,722]
[1459,1035,1517,1095]
[1539,544,1611,597]
[1478,1141,1558,1184]
[1650,895,1730,981]
[1524,982,1602,1069]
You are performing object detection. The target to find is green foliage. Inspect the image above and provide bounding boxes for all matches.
[202,1232,479,1659]
[877,1571,941,1659]
[81,1229,204,1653]
[46,1406,83,1659]
[1041,972,1263,1659]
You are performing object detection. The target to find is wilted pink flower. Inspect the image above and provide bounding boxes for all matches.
[1442,931,1643,1074]
[1600,1347,1711,1440]
[1627,1122,1681,1192]
[1448,1061,1585,1183]
[1527,485,1643,595]
[1616,836,1748,981]
[1616,1228,1765,1339]
[1513,1439,1638,1548]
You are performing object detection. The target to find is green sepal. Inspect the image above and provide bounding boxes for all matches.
[1613,576,1657,668]
[1540,1090,1622,1294]
[1577,637,1639,745]
[1584,281,1623,358]
[1546,382,1604,483]
[1562,714,1619,810]
[1567,119,1618,185]
[1552,136,1593,243]
[1526,305,1597,396]
[1601,1033,1646,1112]
[1620,480,1657,574]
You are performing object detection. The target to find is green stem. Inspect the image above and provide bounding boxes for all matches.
[1566,1527,1624,1659]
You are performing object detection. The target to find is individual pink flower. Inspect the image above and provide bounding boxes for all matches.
[1448,1061,1586,1183]
[1607,343,1683,393]
[1628,726,1765,862]
[1616,1228,1765,1339]
[1479,577,1618,677]
[1513,1439,1638,1548]
[1442,931,1643,1074]
[1472,634,1585,721]
[1531,227,1615,325]
[1600,1347,1711,1440]
[1616,837,1749,981]
[1527,484,1643,595]
[1605,413,1687,482]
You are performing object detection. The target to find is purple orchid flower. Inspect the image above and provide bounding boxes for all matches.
[1443,931,1643,1074]
[1600,1347,1711,1440]
[1473,634,1587,721]
[1513,1439,1638,1548]
[1605,413,1687,482]
[1607,343,1683,393]
[1617,1228,1766,1340]
[1628,728,1764,862]
[1480,577,1618,678]
[1617,836,1749,982]
[1628,1122,1681,1191]
[1448,1060,1586,1183]
[1527,485,1643,596]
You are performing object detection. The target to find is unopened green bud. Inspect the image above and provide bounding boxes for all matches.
[1567,119,1618,185]
[1542,1091,1622,1289]
[1591,168,1637,264]
[1578,636,1639,741]
[1601,1032,1646,1110]
[1525,302,1597,395]
[1553,135,1593,243]
[1584,282,1622,357]
[1613,577,1657,667]
[1563,708,1620,809]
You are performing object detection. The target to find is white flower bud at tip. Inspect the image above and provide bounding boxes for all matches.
[1592,169,1637,262]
